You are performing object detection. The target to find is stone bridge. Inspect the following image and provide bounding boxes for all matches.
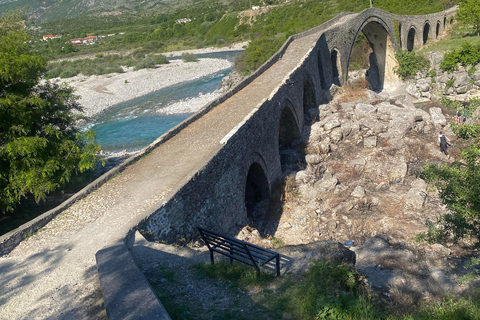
[0,6,457,320]
[142,7,456,243]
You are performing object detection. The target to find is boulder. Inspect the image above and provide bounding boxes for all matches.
[429,51,444,71]
[429,107,447,127]
[364,135,377,148]
[471,71,480,81]
[388,157,407,183]
[418,82,430,92]
[453,72,470,87]
[341,121,353,137]
[404,187,426,210]
[324,119,341,132]
[305,154,322,165]
[456,83,473,94]
[313,168,338,193]
[421,91,431,99]
[355,103,377,119]
[295,170,310,183]
[406,83,421,98]
[438,72,451,84]
[351,186,365,198]
[428,244,452,256]
[329,127,343,144]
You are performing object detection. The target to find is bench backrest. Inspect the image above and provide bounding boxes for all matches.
[197,227,277,263]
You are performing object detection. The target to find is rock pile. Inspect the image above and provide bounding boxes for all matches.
[407,51,480,101]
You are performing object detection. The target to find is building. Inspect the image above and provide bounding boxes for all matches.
[42,34,62,41]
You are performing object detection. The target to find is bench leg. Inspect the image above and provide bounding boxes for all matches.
[210,250,214,265]
[276,255,280,276]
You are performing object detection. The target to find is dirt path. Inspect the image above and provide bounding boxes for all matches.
[0,18,343,319]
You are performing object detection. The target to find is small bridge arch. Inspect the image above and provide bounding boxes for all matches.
[303,75,317,122]
[407,26,417,51]
[423,21,431,44]
[331,48,341,85]
[244,157,271,229]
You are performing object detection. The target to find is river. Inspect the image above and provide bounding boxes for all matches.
[85,50,243,152]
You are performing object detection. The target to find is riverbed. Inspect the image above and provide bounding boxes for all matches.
[83,50,243,153]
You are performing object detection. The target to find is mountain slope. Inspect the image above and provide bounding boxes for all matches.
[0,0,182,22]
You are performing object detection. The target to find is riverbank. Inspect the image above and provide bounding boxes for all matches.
[58,57,233,117]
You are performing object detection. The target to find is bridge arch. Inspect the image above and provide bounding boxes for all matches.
[317,49,327,90]
[244,160,270,229]
[407,26,417,51]
[423,21,431,44]
[444,16,447,28]
[331,48,341,86]
[279,100,301,150]
[348,16,399,91]
[279,99,302,172]
[303,76,317,122]
[436,21,441,38]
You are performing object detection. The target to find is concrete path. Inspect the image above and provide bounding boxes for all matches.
[0,24,339,319]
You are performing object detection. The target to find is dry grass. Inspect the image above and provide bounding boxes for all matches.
[337,79,369,103]
[281,174,298,202]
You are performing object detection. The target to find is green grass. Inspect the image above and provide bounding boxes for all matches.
[421,25,480,53]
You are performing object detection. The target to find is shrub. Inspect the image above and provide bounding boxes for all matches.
[59,68,78,78]
[441,42,480,72]
[181,52,198,62]
[395,50,430,79]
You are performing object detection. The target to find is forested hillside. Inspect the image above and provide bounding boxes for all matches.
[22,0,453,74]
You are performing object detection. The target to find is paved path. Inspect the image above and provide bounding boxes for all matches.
[0,19,349,319]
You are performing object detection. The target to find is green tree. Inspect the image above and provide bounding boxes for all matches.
[457,0,480,36]
[0,11,100,214]
[417,97,480,245]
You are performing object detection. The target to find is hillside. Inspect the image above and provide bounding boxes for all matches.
[0,0,181,22]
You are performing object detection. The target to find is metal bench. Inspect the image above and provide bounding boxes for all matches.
[197,226,280,276]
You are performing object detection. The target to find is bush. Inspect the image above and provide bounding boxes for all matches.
[395,50,430,79]
[441,42,480,72]
[59,68,78,78]
[181,52,198,62]
[153,54,169,64]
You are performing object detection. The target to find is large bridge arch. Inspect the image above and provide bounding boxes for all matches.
[347,16,399,91]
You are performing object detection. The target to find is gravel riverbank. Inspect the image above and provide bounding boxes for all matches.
[59,58,233,117]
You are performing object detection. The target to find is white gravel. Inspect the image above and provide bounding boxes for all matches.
[58,58,233,117]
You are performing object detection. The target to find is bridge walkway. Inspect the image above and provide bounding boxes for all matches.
[0,16,355,319]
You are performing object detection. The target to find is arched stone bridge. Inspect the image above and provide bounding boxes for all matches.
[142,7,456,242]
[0,6,457,320]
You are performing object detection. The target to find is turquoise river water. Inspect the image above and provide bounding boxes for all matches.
[84,50,243,152]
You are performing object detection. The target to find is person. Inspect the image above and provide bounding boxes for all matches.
[456,108,462,124]
[461,108,468,123]
[438,131,451,158]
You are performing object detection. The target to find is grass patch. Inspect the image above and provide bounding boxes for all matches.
[422,24,480,53]
[194,260,275,287]
[194,259,381,319]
